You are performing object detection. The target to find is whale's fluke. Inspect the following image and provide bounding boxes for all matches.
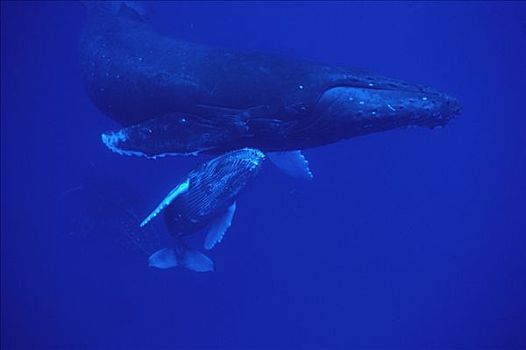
[182,249,214,272]
[204,202,237,250]
[268,151,314,179]
[148,247,214,272]
[148,248,178,268]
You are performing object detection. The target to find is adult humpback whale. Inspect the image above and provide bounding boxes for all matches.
[80,2,461,160]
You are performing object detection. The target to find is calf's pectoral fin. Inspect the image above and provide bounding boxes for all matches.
[268,150,314,179]
[204,202,237,250]
[140,179,190,227]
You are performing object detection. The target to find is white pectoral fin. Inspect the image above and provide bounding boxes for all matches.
[140,179,190,227]
[204,202,237,250]
[268,150,314,179]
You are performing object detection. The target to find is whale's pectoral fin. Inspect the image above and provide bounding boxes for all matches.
[102,113,247,158]
[140,179,190,227]
[149,247,214,272]
[268,151,314,179]
[204,202,237,250]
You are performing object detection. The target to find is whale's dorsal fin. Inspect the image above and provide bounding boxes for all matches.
[204,202,237,250]
[268,150,314,179]
[140,179,190,227]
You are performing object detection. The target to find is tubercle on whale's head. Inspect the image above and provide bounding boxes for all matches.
[313,76,461,138]
[227,148,266,173]
[241,148,266,166]
[194,148,266,197]
[200,148,266,195]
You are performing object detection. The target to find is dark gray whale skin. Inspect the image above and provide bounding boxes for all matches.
[80,2,461,157]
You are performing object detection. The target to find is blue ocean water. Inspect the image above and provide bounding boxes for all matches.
[1,1,525,349]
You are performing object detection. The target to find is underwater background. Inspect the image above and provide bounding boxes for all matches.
[1,1,525,349]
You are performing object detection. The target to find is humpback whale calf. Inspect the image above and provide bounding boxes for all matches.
[80,2,461,168]
[141,148,265,271]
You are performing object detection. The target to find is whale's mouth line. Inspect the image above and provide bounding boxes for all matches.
[317,82,450,101]
[325,83,418,93]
